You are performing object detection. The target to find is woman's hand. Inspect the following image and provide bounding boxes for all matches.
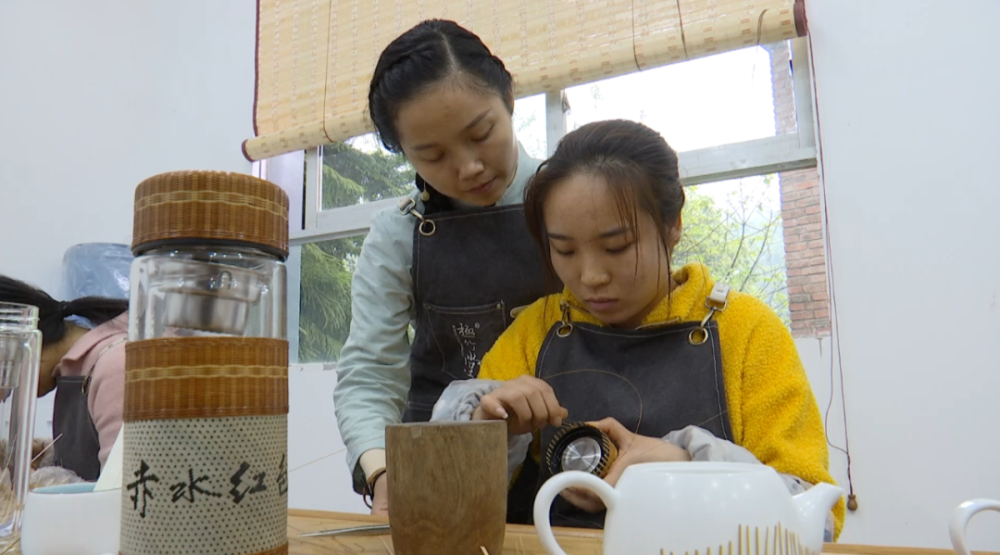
[369,473,389,516]
[560,417,692,513]
[472,375,568,434]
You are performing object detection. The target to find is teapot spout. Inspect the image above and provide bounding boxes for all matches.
[792,482,843,548]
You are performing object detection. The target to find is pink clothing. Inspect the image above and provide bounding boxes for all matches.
[52,312,128,469]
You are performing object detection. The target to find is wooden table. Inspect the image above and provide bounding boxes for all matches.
[289,509,600,554]
[288,509,996,555]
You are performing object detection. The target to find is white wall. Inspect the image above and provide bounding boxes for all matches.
[0,0,367,516]
[0,1,255,293]
[0,0,257,474]
[807,0,1000,549]
[288,364,368,514]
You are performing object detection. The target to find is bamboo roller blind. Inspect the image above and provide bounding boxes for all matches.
[243,0,806,161]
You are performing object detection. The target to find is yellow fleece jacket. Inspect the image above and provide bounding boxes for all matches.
[478,262,844,538]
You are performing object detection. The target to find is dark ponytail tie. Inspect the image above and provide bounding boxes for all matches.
[59,301,73,318]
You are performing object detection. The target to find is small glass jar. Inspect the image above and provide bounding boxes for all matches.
[127,171,288,341]
[0,302,41,544]
[129,246,285,341]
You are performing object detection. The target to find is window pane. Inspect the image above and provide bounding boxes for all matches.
[321,136,415,210]
[675,175,790,325]
[298,235,366,363]
[512,93,547,160]
[564,43,794,152]
[298,235,417,363]
[302,178,791,361]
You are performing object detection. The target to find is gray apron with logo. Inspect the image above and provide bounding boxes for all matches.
[401,200,559,422]
[514,289,733,528]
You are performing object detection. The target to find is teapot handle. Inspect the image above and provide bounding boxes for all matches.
[950,498,1000,555]
[533,471,619,555]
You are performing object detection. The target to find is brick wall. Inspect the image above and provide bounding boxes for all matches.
[768,42,831,337]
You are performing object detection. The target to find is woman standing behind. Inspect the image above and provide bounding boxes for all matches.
[0,275,128,481]
[332,19,556,514]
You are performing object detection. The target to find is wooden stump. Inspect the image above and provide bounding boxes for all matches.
[387,421,507,555]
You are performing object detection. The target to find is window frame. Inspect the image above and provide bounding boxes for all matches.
[265,38,816,364]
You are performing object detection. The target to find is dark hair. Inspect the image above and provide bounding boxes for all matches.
[0,275,128,346]
[368,20,514,213]
[369,19,514,152]
[524,119,685,283]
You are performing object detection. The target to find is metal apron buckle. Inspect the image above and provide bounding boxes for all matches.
[398,197,436,236]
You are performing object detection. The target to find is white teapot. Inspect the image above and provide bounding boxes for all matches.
[534,462,842,555]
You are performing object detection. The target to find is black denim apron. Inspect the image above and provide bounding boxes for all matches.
[52,337,125,480]
[401,199,558,422]
[514,294,733,528]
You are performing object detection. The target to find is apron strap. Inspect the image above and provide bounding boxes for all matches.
[691,283,730,346]
[81,337,126,397]
[701,283,730,324]
[556,301,575,337]
[398,197,437,236]
[706,283,730,310]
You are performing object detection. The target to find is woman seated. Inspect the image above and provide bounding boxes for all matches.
[433,120,843,539]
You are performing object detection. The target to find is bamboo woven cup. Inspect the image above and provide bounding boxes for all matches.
[387,421,507,555]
